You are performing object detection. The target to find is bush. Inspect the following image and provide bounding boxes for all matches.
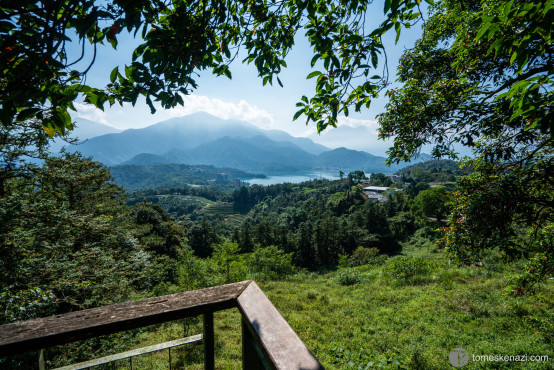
[335,269,364,286]
[349,246,387,267]
[247,245,295,281]
[209,242,247,284]
[383,257,435,284]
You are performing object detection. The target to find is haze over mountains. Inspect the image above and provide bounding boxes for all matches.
[68,112,423,173]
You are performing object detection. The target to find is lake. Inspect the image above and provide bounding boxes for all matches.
[242,171,341,186]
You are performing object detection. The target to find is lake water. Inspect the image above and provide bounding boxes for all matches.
[242,171,341,186]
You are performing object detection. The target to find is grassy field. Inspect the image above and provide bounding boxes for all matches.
[109,244,554,369]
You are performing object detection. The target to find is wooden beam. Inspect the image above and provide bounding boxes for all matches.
[203,313,215,370]
[54,334,202,370]
[0,281,250,357]
[0,280,324,369]
[237,281,324,370]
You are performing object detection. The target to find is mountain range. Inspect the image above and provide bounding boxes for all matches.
[67,112,425,173]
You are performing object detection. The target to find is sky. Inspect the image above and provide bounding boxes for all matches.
[72,3,427,156]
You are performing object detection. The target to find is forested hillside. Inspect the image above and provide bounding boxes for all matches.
[110,163,264,191]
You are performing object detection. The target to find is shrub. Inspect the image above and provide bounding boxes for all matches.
[335,269,364,286]
[209,242,247,284]
[383,257,435,284]
[247,245,295,281]
[349,246,387,267]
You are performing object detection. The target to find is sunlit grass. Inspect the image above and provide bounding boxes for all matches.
[129,247,553,369]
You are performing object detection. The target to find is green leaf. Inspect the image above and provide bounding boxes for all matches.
[394,22,401,44]
[145,95,156,114]
[475,23,492,41]
[293,109,304,121]
[384,0,391,13]
[16,108,41,122]
[307,71,322,79]
[43,124,56,138]
[110,67,119,83]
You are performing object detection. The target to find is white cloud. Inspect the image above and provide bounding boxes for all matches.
[337,116,378,129]
[73,103,111,126]
[162,94,275,129]
[296,116,379,138]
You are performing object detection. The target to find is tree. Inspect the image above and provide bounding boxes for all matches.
[368,173,393,187]
[2,0,429,136]
[0,119,58,197]
[378,0,553,289]
[378,0,553,162]
[348,170,368,184]
[187,218,219,258]
[410,187,448,222]
[0,152,167,322]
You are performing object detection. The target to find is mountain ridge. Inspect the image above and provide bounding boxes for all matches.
[69,112,425,173]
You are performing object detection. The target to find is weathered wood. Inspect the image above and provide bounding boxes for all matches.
[237,281,324,370]
[203,312,215,370]
[0,281,250,357]
[0,280,324,369]
[54,334,202,370]
[242,317,268,370]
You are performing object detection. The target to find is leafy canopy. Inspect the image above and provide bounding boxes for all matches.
[2,0,430,136]
[377,0,553,290]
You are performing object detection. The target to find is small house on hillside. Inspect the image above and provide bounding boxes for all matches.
[363,186,390,202]
[385,174,402,182]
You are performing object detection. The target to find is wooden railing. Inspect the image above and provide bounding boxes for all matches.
[0,281,323,369]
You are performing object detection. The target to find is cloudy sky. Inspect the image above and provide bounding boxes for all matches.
[72,4,426,156]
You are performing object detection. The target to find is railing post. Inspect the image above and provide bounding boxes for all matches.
[38,349,45,370]
[242,318,266,370]
[203,312,214,370]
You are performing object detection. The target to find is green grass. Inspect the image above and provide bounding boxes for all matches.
[112,247,554,369]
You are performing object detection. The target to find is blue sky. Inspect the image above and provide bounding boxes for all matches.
[72,3,426,155]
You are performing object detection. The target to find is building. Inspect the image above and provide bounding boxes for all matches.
[363,186,390,202]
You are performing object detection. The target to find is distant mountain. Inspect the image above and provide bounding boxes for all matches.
[309,124,392,157]
[123,135,316,172]
[51,118,122,153]
[316,147,398,173]
[70,112,425,174]
[263,129,329,155]
[185,136,317,171]
[71,118,122,140]
[122,153,171,165]
[71,112,328,165]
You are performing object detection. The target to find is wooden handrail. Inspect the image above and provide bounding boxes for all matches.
[0,281,323,369]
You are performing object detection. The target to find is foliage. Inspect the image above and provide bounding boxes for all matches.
[395,159,466,182]
[367,173,393,187]
[410,186,449,221]
[347,170,368,184]
[187,218,220,258]
[209,241,246,284]
[383,257,435,285]
[349,246,387,267]
[0,152,184,324]
[247,245,295,281]
[0,119,53,197]
[378,0,554,288]
[335,269,365,286]
[2,0,430,136]
[441,150,554,290]
[378,0,553,162]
